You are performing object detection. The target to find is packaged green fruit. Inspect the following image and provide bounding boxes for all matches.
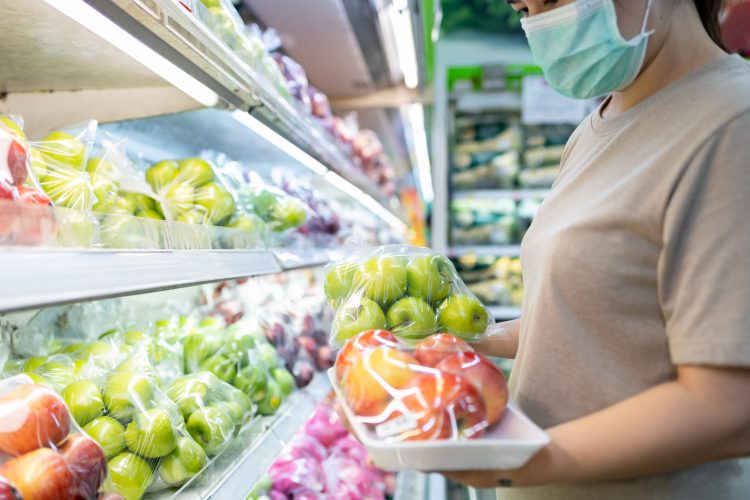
[165,372,252,431]
[325,245,493,346]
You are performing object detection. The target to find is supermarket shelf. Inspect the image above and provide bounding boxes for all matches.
[0,249,280,313]
[453,189,550,200]
[174,374,331,499]
[488,305,522,319]
[450,245,521,257]
[272,247,346,270]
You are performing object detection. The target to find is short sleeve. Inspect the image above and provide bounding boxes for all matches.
[659,111,750,367]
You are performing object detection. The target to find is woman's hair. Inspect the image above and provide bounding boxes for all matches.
[692,0,726,49]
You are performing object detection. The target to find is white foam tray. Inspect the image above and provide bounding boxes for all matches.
[328,368,549,471]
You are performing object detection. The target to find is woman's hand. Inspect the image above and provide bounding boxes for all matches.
[470,318,521,359]
[436,365,750,489]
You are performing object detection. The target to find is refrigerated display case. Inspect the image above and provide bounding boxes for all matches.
[0,1,411,498]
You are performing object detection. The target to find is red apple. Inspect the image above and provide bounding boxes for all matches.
[17,186,52,206]
[335,329,399,382]
[343,346,417,418]
[414,333,473,367]
[387,371,487,441]
[0,384,72,455]
[0,448,75,499]
[437,352,508,426]
[0,475,20,500]
[59,434,107,499]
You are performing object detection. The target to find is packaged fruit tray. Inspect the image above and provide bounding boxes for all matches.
[328,368,548,471]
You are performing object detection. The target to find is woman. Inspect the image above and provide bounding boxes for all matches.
[441,0,750,498]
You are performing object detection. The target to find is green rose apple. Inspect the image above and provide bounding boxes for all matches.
[158,436,207,487]
[353,256,408,309]
[105,452,154,500]
[332,297,387,344]
[83,416,126,460]
[61,380,105,426]
[436,294,490,340]
[186,405,235,455]
[125,408,177,458]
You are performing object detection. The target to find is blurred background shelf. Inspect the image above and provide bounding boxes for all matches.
[0,249,280,313]
[488,305,522,320]
[450,245,521,257]
[453,189,550,200]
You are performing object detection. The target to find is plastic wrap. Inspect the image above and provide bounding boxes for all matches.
[0,374,108,499]
[333,330,509,443]
[235,172,310,239]
[324,245,493,346]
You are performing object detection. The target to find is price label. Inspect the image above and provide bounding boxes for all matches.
[375,413,418,439]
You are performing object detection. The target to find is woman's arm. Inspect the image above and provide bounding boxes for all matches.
[441,365,750,488]
[471,319,521,359]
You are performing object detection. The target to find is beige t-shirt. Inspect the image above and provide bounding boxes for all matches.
[501,55,750,500]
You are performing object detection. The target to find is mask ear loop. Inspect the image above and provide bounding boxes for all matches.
[640,0,655,36]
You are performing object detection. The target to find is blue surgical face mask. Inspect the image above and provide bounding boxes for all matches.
[521,0,653,100]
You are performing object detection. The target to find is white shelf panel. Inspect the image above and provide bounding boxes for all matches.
[488,305,522,319]
[0,249,280,312]
[453,189,550,200]
[450,245,521,257]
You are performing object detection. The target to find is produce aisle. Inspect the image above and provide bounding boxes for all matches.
[0,0,428,498]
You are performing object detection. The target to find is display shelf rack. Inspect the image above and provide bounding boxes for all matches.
[488,305,522,319]
[450,245,521,257]
[0,0,405,230]
[149,374,331,499]
[0,249,281,313]
[453,189,550,201]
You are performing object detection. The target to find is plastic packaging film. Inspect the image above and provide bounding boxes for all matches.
[324,244,495,347]
[0,311,299,499]
[333,330,509,444]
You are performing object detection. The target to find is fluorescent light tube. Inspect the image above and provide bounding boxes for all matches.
[44,0,219,107]
[406,103,434,203]
[388,5,419,89]
[231,111,329,175]
[324,171,407,233]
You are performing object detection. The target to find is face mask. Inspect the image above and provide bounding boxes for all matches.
[521,0,653,100]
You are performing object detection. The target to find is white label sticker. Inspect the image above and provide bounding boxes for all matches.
[375,413,418,439]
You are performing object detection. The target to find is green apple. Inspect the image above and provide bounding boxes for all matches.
[61,380,105,426]
[41,131,86,169]
[115,355,160,383]
[103,372,154,422]
[256,379,283,416]
[211,401,244,425]
[197,316,223,330]
[125,408,177,458]
[270,197,307,231]
[195,182,235,225]
[225,213,260,231]
[199,354,237,384]
[186,406,235,455]
[79,340,122,369]
[136,209,163,220]
[183,334,222,373]
[353,256,408,309]
[59,342,87,355]
[100,213,152,249]
[163,182,195,213]
[407,254,454,304]
[57,212,97,247]
[30,147,49,183]
[105,452,154,500]
[86,156,115,177]
[271,368,294,397]
[91,174,118,208]
[129,192,157,212]
[0,115,25,139]
[175,207,205,225]
[436,294,490,340]
[177,158,214,187]
[234,365,267,399]
[222,385,253,415]
[83,416,126,460]
[111,193,138,214]
[332,297,387,344]
[158,436,207,487]
[256,343,280,368]
[386,296,438,340]
[145,160,179,192]
[165,376,209,420]
[228,330,256,365]
[324,262,359,306]
[3,359,23,374]
[41,171,95,209]
[22,356,47,373]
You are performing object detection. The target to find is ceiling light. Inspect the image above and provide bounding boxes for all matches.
[388,5,419,89]
[44,0,219,107]
[403,103,434,203]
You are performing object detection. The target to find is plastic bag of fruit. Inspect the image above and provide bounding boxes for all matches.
[324,245,494,347]
[333,330,508,443]
[0,114,57,245]
[0,374,109,499]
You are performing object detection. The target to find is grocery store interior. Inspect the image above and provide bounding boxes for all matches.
[1,1,749,499]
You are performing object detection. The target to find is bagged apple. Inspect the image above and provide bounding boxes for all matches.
[325,245,493,346]
[0,374,109,499]
[333,330,509,444]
